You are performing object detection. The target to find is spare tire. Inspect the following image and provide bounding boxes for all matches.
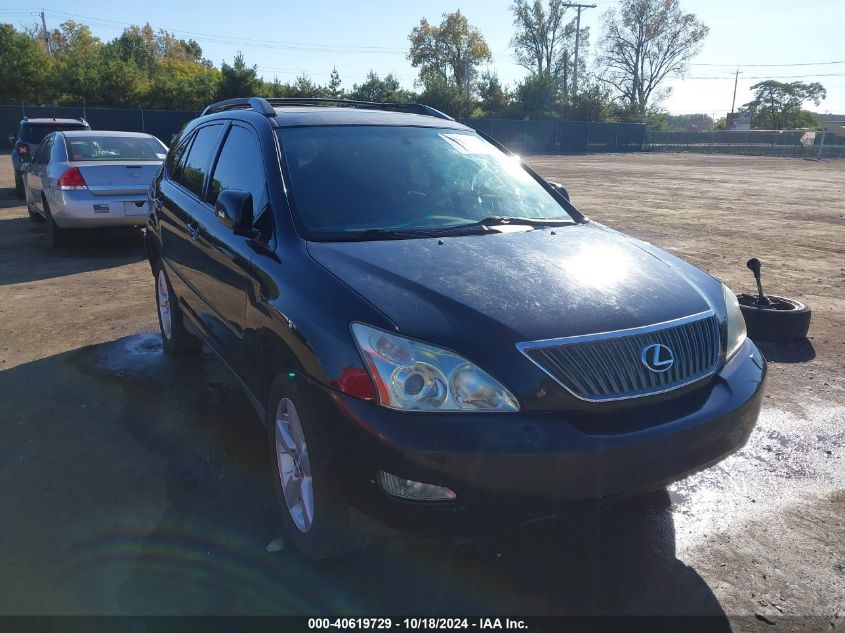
[737,294,811,342]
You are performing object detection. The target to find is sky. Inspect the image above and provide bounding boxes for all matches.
[2,0,844,115]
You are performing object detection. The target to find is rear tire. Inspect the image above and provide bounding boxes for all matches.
[44,198,70,247]
[154,261,202,354]
[14,172,25,199]
[267,376,369,560]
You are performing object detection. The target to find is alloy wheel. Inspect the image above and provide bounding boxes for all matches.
[275,397,314,533]
[157,269,172,340]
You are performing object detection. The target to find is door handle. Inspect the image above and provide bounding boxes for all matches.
[186,223,200,241]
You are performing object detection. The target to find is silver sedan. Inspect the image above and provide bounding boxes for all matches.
[23,130,167,247]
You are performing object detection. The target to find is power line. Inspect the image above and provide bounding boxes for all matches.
[680,72,845,80]
[30,8,410,55]
[693,60,845,68]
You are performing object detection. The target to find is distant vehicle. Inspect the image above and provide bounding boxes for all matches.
[23,130,168,247]
[146,96,766,560]
[9,117,91,198]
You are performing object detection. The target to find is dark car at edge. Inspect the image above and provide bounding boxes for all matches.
[144,97,766,559]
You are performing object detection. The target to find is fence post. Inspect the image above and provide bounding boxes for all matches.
[817,130,826,160]
[586,120,591,153]
[524,119,528,152]
[140,108,145,133]
[615,122,621,152]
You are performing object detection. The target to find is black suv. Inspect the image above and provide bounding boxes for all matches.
[146,97,766,559]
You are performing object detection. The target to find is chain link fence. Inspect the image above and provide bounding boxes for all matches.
[460,118,648,153]
[645,129,845,159]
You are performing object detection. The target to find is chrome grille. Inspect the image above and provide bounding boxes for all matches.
[517,311,721,402]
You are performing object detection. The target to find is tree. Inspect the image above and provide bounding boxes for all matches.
[408,10,492,92]
[349,71,411,103]
[0,23,54,104]
[741,80,826,130]
[477,71,510,115]
[51,21,105,103]
[510,0,588,97]
[327,67,343,98]
[597,0,708,113]
[218,52,259,99]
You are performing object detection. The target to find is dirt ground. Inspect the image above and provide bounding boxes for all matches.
[0,152,842,626]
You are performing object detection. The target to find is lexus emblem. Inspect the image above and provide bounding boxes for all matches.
[641,343,674,373]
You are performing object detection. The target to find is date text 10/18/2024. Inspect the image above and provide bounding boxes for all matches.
[308,618,528,630]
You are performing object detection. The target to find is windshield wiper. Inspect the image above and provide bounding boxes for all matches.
[452,215,572,231]
[320,216,571,242]
[334,224,497,241]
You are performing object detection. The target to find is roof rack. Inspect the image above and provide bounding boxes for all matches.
[201,97,277,117]
[200,96,453,121]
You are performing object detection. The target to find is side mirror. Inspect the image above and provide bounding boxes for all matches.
[547,180,570,202]
[215,189,253,236]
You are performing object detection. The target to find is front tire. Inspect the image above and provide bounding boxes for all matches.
[154,262,201,354]
[267,377,368,559]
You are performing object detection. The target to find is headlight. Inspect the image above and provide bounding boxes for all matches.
[351,323,519,412]
[723,284,747,360]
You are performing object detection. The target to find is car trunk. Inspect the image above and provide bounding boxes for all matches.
[73,162,161,196]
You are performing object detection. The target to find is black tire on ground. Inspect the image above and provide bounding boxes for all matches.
[266,376,369,560]
[154,260,202,354]
[14,172,25,199]
[738,294,811,342]
[43,197,71,247]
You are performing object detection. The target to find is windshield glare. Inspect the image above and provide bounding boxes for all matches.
[278,126,572,238]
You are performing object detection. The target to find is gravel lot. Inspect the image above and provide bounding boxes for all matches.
[0,151,842,626]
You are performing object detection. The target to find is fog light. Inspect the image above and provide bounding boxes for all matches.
[378,471,456,501]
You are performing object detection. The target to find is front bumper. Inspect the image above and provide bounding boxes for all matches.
[325,339,766,535]
[50,191,150,228]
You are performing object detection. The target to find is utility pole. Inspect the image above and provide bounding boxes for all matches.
[730,69,741,115]
[563,3,596,97]
[40,11,52,57]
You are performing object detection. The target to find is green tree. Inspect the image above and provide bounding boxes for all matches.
[597,0,708,113]
[513,73,561,117]
[477,71,510,116]
[349,71,411,102]
[145,58,220,109]
[0,23,54,104]
[327,67,343,98]
[417,78,464,117]
[742,80,826,129]
[51,21,105,104]
[218,52,259,99]
[566,83,615,121]
[408,10,492,92]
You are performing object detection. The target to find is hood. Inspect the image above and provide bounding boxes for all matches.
[306,223,715,349]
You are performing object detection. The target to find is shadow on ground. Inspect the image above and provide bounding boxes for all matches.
[755,338,816,364]
[0,211,146,286]
[0,335,728,621]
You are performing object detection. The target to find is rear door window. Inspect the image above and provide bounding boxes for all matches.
[179,124,224,199]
